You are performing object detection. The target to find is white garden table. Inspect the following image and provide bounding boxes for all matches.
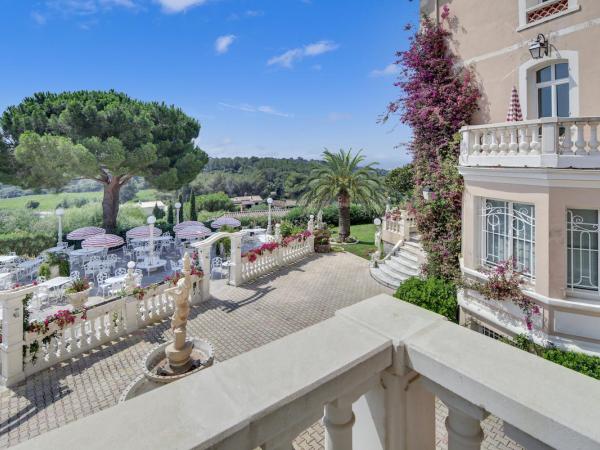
[0,255,19,266]
[39,277,72,290]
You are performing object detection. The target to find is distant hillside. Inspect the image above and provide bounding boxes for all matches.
[191,156,324,199]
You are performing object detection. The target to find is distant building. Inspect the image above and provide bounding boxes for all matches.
[230,195,263,210]
[137,201,166,216]
[272,199,297,209]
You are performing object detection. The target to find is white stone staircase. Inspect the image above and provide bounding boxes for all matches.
[370,237,425,290]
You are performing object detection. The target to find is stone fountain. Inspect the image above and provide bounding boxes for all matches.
[120,253,214,401]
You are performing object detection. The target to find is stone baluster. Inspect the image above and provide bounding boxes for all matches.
[518,126,530,155]
[574,122,587,155]
[561,123,573,154]
[508,127,518,155]
[488,129,498,155]
[423,379,488,450]
[324,399,354,450]
[480,131,490,155]
[498,128,508,155]
[471,131,481,154]
[528,124,540,155]
[589,122,599,154]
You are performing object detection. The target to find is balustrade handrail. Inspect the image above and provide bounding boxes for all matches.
[16,294,600,450]
[460,116,600,132]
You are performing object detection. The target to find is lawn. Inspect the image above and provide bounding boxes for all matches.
[0,191,103,211]
[331,223,378,260]
[0,189,159,211]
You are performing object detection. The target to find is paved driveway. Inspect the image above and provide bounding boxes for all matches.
[0,252,520,449]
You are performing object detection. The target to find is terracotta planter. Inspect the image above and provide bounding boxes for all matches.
[66,287,91,308]
[314,243,331,253]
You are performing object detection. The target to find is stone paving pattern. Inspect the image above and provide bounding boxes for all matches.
[0,252,521,449]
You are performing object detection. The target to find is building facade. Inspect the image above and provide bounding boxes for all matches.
[422,0,600,353]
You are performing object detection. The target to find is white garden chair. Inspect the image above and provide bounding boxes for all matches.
[115,267,127,277]
[70,271,80,281]
[97,272,110,297]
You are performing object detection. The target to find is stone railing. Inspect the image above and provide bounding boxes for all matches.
[219,208,289,219]
[382,209,416,243]
[17,294,600,450]
[460,116,600,168]
[240,235,314,284]
[0,275,204,387]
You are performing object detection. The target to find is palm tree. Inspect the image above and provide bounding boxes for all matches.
[302,149,385,242]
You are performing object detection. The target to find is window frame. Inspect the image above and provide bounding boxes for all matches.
[566,209,600,297]
[535,62,570,118]
[517,0,580,31]
[481,198,536,279]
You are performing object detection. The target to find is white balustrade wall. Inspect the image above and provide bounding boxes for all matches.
[460,116,600,168]
[383,210,416,241]
[240,235,314,284]
[0,276,203,386]
[16,294,600,450]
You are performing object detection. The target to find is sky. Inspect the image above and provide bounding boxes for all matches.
[0,0,417,169]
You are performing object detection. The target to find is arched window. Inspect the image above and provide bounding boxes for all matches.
[535,62,570,118]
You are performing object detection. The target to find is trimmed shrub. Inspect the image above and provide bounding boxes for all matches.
[0,232,56,256]
[394,276,458,323]
[506,334,600,380]
[25,200,40,209]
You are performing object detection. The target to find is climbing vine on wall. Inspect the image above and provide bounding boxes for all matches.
[383,6,481,280]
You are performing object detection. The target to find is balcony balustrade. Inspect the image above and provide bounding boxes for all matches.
[16,294,600,450]
[460,117,600,169]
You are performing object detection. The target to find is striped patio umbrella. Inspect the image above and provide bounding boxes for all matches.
[126,226,162,239]
[174,220,206,231]
[210,217,241,229]
[175,226,212,240]
[82,234,124,249]
[506,86,523,122]
[66,226,106,241]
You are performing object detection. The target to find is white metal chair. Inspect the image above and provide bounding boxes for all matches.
[70,271,80,281]
[97,272,110,297]
[211,257,223,279]
[115,267,127,277]
[33,286,50,309]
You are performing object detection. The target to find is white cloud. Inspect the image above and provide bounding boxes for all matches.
[156,0,208,13]
[370,63,400,77]
[219,102,293,118]
[304,40,338,56]
[31,11,47,24]
[215,34,236,54]
[245,10,263,17]
[267,40,339,69]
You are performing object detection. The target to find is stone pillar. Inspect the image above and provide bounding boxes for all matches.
[422,379,487,450]
[0,288,32,386]
[308,215,315,233]
[229,233,243,287]
[324,399,355,450]
[124,296,139,332]
[197,246,211,299]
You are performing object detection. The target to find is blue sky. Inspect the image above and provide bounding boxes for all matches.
[1,0,417,169]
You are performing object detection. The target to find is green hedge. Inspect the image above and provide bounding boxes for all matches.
[508,334,600,380]
[286,204,375,227]
[394,276,458,323]
[0,232,56,256]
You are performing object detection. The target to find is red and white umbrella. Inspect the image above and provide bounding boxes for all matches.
[506,86,523,122]
[175,226,212,240]
[66,227,106,241]
[82,234,124,249]
[174,220,206,231]
[211,217,241,229]
[126,226,162,239]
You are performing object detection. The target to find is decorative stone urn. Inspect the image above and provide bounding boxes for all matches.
[66,287,91,308]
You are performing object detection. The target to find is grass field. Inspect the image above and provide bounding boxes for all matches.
[0,189,158,211]
[331,223,377,260]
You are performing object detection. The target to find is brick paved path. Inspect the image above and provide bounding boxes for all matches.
[0,252,520,449]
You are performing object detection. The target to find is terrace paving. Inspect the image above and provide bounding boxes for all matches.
[0,252,520,449]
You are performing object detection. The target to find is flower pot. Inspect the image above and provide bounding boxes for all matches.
[67,288,91,308]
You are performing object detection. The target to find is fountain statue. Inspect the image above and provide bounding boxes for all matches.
[120,253,214,401]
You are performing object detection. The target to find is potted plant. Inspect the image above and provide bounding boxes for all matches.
[65,278,92,308]
[313,228,331,253]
